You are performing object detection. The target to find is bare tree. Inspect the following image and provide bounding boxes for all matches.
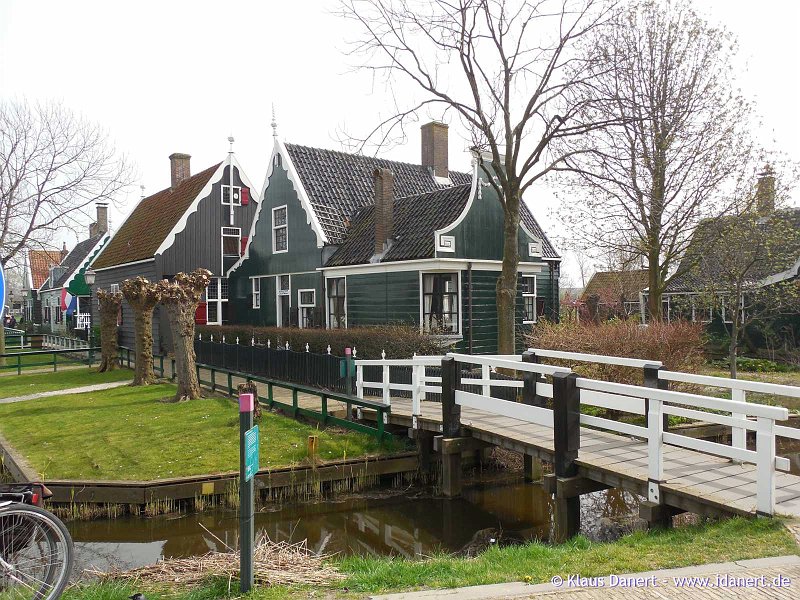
[556,0,759,320]
[339,0,618,353]
[96,289,123,373]
[0,99,132,270]
[120,277,160,386]
[157,269,212,402]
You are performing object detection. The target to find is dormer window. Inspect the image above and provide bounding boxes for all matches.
[273,206,288,253]
[222,185,241,206]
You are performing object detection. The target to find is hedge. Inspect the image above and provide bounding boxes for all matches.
[196,324,446,359]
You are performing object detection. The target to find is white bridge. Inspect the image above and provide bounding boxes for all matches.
[356,349,800,522]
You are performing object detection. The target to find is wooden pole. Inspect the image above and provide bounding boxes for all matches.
[238,392,255,594]
[552,371,580,542]
[440,356,462,497]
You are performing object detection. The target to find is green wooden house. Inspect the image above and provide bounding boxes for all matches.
[228,122,560,354]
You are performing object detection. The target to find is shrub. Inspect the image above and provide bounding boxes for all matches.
[710,357,799,373]
[196,324,446,359]
[528,319,706,384]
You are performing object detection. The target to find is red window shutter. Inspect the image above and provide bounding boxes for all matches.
[241,188,250,205]
[195,302,207,325]
[240,236,248,256]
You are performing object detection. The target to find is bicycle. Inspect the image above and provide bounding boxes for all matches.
[0,483,73,600]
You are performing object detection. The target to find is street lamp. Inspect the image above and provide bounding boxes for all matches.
[84,268,96,361]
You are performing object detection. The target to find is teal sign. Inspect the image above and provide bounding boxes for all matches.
[339,358,356,378]
[244,425,259,482]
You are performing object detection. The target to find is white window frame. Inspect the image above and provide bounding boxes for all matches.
[520,275,537,324]
[436,234,456,253]
[276,274,291,326]
[297,288,316,329]
[272,205,288,254]
[251,277,261,309]
[110,283,120,294]
[419,270,462,336]
[221,184,241,206]
[221,226,242,265]
[205,276,228,326]
[325,276,347,329]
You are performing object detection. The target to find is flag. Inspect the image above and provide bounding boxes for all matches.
[61,289,77,315]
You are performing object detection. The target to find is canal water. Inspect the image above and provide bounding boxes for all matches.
[69,479,641,574]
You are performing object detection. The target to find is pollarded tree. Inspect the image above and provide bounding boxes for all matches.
[156,269,212,402]
[96,289,123,373]
[120,276,161,385]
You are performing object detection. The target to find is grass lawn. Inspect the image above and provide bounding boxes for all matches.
[0,383,404,480]
[0,367,133,399]
[697,366,800,412]
[60,517,798,599]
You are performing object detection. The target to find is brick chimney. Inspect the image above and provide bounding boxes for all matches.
[169,153,192,189]
[373,168,395,255]
[421,122,449,179]
[89,202,109,237]
[756,165,775,215]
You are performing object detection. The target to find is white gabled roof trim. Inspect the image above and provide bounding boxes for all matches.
[434,160,479,246]
[24,250,33,289]
[228,138,327,276]
[61,233,111,291]
[760,257,800,287]
[154,154,260,258]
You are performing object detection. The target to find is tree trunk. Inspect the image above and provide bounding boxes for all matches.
[96,291,122,372]
[132,309,156,385]
[496,194,521,355]
[729,318,738,379]
[646,249,663,321]
[163,302,201,402]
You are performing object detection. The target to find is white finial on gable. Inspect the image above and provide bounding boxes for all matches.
[271,104,278,138]
[228,136,235,154]
[140,184,146,200]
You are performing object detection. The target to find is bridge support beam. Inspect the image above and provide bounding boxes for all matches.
[524,454,543,482]
[410,428,436,476]
[551,372,581,543]
[543,474,611,498]
[639,500,683,528]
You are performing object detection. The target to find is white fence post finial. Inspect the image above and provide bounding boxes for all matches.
[236,336,240,345]
[381,349,386,360]
[267,339,271,349]
[327,344,331,355]
[251,336,255,346]
[222,335,226,344]
[210,334,214,343]
[199,333,202,341]
[286,341,290,350]
[353,347,357,358]
[306,342,310,352]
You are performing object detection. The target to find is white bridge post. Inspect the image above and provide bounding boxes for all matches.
[356,364,364,399]
[411,363,422,421]
[647,397,664,504]
[756,416,776,516]
[731,388,747,451]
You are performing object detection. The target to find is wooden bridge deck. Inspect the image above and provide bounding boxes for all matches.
[368,396,800,518]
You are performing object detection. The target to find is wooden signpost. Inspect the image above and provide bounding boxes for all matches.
[239,391,257,593]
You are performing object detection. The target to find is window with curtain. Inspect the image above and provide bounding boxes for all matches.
[327,277,346,329]
[422,273,459,334]
[520,276,537,324]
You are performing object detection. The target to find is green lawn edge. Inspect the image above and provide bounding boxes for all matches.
[0,367,134,399]
[62,516,798,599]
[0,382,405,480]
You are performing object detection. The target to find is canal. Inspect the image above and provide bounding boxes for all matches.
[69,478,641,574]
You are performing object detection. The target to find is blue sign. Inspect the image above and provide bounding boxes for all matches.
[244,425,259,482]
[0,261,5,318]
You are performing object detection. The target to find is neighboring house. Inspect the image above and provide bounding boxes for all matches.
[38,204,111,334]
[579,269,649,321]
[21,247,68,324]
[645,169,800,326]
[228,122,561,354]
[91,151,259,353]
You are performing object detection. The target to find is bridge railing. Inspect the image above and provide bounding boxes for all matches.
[657,370,800,452]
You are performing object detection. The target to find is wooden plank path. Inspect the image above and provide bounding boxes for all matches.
[380,396,800,518]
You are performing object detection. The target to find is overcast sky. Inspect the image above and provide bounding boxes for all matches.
[1,0,798,284]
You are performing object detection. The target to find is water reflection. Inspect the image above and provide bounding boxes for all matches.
[69,481,641,574]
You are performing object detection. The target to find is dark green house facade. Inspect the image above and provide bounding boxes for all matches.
[229,122,560,354]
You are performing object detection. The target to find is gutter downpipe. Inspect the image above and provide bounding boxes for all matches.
[468,262,473,354]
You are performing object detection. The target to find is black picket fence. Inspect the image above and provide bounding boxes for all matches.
[194,339,520,402]
[194,339,350,393]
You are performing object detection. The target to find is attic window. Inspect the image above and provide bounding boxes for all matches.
[222,185,241,206]
[273,154,282,168]
[273,206,288,253]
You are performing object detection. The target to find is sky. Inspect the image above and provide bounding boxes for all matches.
[1,0,798,285]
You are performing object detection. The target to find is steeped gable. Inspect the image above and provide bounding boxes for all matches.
[92,163,221,269]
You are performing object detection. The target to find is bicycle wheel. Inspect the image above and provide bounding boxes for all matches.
[0,504,73,600]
